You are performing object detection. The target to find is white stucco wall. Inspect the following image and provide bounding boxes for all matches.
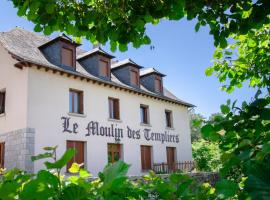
[0,45,28,133]
[27,67,192,176]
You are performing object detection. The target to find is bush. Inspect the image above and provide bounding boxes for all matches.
[192,139,221,172]
[0,147,214,200]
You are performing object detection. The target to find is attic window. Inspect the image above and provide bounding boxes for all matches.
[155,76,163,93]
[130,69,139,86]
[61,47,74,67]
[99,59,110,77]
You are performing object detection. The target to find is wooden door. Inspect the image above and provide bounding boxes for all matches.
[141,145,152,170]
[166,147,176,171]
[0,142,4,168]
[66,141,85,171]
[108,143,121,163]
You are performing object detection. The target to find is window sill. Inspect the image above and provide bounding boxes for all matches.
[165,126,175,130]
[108,118,122,123]
[0,113,6,118]
[140,123,152,127]
[67,112,87,118]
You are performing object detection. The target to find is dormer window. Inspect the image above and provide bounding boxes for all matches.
[111,59,142,88]
[130,68,139,86]
[140,68,165,95]
[155,76,163,93]
[39,34,79,69]
[77,47,114,81]
[99,59,110,78]
[61,47,74,67]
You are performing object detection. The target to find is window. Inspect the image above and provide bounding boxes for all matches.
[61,47,73,66]
[108,143,122,163]
[140,105,149,124]
[166,147,176,170]
[0,142,5,169]
[155,76,162,93]
[130,69,139,86]
[108,97,120,120]
[66,141,85,171]
[0,91,5,114]
[69,89,83,114]
[99,59,109,77]
[141,145,152,170]
[165,110,173,128]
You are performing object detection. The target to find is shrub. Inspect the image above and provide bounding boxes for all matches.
[192,139,221,172]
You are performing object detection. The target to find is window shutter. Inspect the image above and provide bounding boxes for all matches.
[141,146,146,170]
[145,147,151,169]
[114,99,120,119]
[100,59,109,77]
[0,142,4,168]
[79,92,84,114]
[131,69,139,86]
[61,47,73,67]
[0,92,5,114]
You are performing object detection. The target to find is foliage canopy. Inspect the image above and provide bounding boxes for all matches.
[11,0,270,51]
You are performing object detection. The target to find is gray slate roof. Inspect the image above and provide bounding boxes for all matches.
[0,27,193,107]
[140,67,166,77]
[77,47,115,60]
[111,58,143,69]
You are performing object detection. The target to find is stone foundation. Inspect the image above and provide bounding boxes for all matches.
[0,128,35,173]
[129,172,220,186]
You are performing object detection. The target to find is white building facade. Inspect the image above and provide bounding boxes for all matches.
[0,28,193,176]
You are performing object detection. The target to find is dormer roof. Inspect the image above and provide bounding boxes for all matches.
[0,27,194,107]
[111,58,143,70]
[140,67,166,77]
[39,33,81,49]
[77,47,115,60]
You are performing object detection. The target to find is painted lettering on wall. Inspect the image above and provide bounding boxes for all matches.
[61,117,179,143]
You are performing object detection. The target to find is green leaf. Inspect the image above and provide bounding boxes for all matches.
[216,179,238,198]
[195,22,200,32]
[68,163,81,173]
[43,146,57,151]
[119,43,128,52]
[79,169,91,178]
[61,184,88,200]
[31,152,53,162]
[213,50,223,59]
[260,108,270,120]
[262,143,270,154]
[34,24,43,32]
[100,161,130,192]
[0,182,20,200]
[205,67,214,76]
[201,124,214,138]
[245,161,270,200]
[45,148,76,170]
[45,4,55,14]
[248,39,256,47]
[220,104,230,114]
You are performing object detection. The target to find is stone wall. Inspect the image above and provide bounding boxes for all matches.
[129,172,220,186]
[0,128,35,173]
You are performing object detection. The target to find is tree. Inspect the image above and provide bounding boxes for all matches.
[10,0,270,51]
[192,139,221,172]
[189,110,205,142]
[201,22,270,199]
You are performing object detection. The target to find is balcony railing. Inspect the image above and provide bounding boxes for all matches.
[153,161,195,174]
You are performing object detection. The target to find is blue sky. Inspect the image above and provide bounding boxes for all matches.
[0,1,257,117]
